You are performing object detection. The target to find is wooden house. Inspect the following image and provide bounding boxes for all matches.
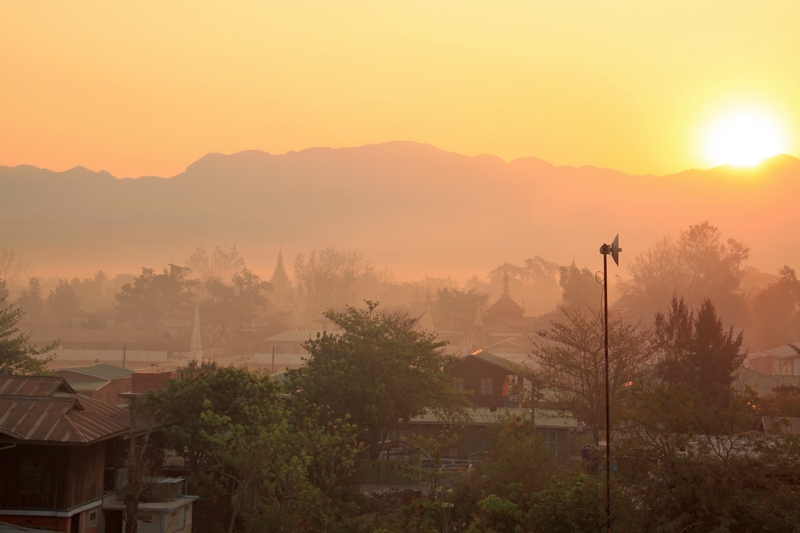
[446,349,526,409]
[0,376,195,533]
[0,375,130,533]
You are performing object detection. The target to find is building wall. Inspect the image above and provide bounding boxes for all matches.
[67,444,106,509]
[0,442,106,511]
[0,445,71,509]
[447,358,511,409]
[0,503,101,533]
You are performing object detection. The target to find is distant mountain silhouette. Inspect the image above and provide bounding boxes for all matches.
[2,142,799,281]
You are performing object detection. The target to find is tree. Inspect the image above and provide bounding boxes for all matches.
[622,222,750,323]
[47,279,81,326]
[293,248,389,324]
[19,277,45,320]
[114,264,197,329]
[750,266,800,349]
[0,249,27,287]
[200,268,271,355]
[616,376,800,532]
[531,306,652,442]
[558,263,601,309]
[432,287,489,329]
[654,297,745,402]
[185,244,246,284]
[0,293,57,374]
[286,301,465,459]
[140,363,364,532]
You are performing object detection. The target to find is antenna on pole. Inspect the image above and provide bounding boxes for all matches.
[599,234,621,533]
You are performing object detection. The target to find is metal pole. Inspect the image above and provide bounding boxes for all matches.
[603,250,611,533]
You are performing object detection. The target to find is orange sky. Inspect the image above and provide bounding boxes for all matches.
[2,1,799,178]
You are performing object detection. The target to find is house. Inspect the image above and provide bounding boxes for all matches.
[53,364,133,405]
[0,375,195,533]
[745,344,800,376]
[0,375,130,533]
[130,372,177,394]
[446,349,527,409]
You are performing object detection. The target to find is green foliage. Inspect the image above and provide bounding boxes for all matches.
[525,474,605,533]
[0,293,56,374]
[756,383,800,418]
[286,301,465,459]
[140,363,365,532]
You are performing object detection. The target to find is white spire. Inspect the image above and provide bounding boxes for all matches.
[190,304,203,363]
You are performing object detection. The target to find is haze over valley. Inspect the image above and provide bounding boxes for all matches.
[3,141,799,288]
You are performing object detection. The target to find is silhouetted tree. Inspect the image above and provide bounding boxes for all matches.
[114,264,197,329]
[200,268,271,355]
[19,277,45,320]
[47,279,81,326]
[531,306,652,442]
[750,266,800,349]
[654,297,745,402]
[558,263,601,309]
[293,248,388,324]
[433,287,489,329]
[185,244,246,284]
[622,222,749,323]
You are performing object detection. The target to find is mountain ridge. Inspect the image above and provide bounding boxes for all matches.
[2,142,799,282]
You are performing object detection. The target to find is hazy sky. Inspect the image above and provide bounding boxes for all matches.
[2,1,799,178]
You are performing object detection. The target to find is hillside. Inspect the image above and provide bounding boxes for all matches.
[2,142,799,281]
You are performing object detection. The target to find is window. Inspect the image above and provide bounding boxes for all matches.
[480,378,493,395]
[88,511,98,527]
[451,377,464,390]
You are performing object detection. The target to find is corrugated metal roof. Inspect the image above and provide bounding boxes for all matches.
[0,375,72,396]
[459,350,524,373]
[0,376,130,445]
[56,363,132,380]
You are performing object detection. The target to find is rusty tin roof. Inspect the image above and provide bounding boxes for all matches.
[0,375,130,445]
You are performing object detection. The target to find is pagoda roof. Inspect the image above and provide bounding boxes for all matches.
[486,294,525,317]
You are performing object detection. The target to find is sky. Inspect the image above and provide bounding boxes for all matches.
[2,1,799,178]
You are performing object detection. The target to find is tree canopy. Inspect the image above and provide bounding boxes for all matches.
[653,297,745,402]
[622,221,750,323]
[531,306,652,442]
[286,301,465,459]
[0,292,56,374]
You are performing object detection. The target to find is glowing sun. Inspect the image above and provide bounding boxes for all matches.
[702,109,788,168]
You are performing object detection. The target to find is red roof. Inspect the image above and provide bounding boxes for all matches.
[0,375,130,445]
